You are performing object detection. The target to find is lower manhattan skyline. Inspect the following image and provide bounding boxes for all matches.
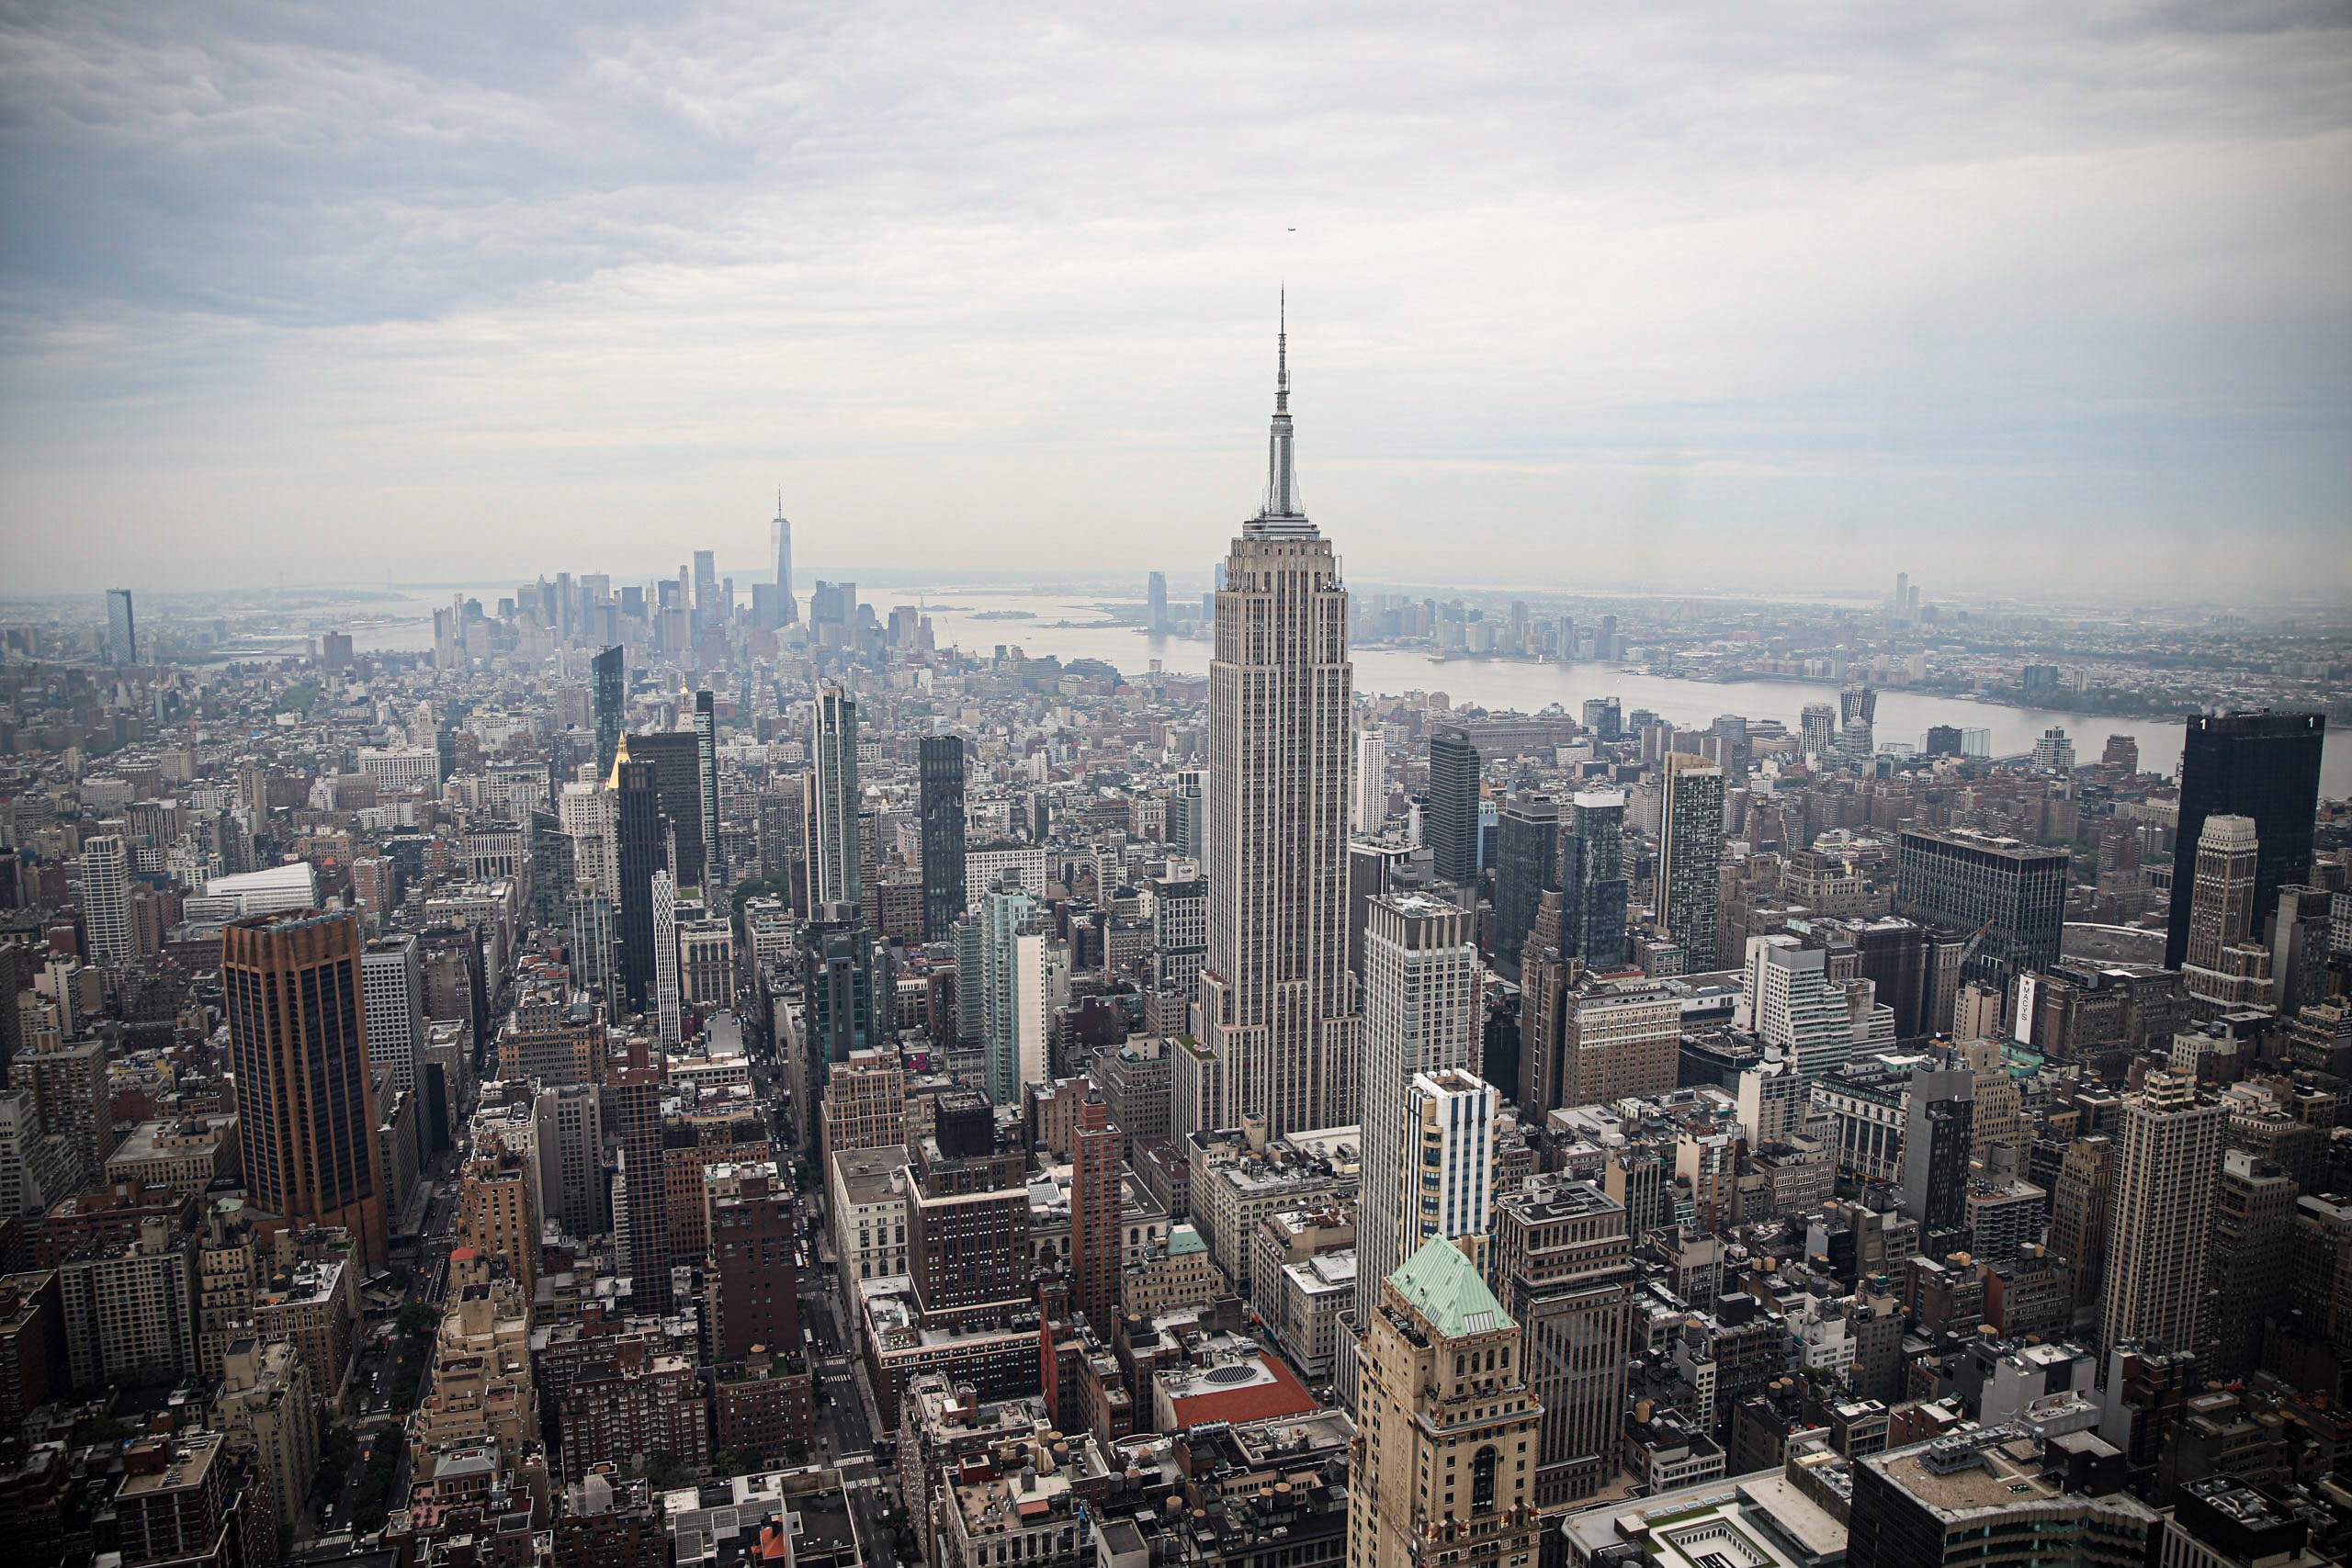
[2,11,2348,1568]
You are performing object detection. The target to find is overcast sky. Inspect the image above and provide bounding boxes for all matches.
[3,3,2348,600]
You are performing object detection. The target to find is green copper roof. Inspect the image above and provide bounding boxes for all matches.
[1168,1224,1206,1257]
[1389,1236,1513,1338]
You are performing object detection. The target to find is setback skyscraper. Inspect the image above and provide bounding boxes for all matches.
[1201,303,1361,1137]
[2163,709,2325,970]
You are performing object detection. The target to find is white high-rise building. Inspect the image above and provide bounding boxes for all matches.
[652,870,682,1049]
[1407,1066,1497,1258]
[1355,892,1478,1330]
[1738,934,1855,1082]
[978,874,1050,1106]
[1201,299,1361,1138]
[81,834,133,967]
[1353,728,1387,834]
[2101,1069,2224,1354]
[808,686,860,909]
[360,934,425,1093]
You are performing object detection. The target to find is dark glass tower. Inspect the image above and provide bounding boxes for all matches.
[694,689,722,890]
[919,735,967,943]
[593,645,625,780]
[2164,710,2325,970]
[1427,726,1481,885]
[615,758,665,1012]
[628,729,707,890]
[1560,789,1629,969]
[1493,796,1560,974]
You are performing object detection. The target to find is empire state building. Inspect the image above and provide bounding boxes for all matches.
[1196,301,1361,1137]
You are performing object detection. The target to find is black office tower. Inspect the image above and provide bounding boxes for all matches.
[2164,710,2325,970]
[695,689,723,889]
[628,729,707,890]
[919,736,967,943]
[593,645,625,780]
[1560,790,1629,971]
[615,759,665,1012]
[1428,726,1481,886]
[1493,796,1559,975]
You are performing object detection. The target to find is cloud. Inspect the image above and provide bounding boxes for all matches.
[1,1,2347,597]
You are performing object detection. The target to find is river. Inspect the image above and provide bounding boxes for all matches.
[328,581,2348,796]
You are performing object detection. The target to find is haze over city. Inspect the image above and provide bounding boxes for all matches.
[5,3,2349,597]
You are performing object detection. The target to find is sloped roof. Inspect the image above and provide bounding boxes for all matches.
[1389,1235,1513,1339]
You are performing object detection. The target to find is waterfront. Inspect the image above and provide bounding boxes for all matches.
[322,580,2350,797]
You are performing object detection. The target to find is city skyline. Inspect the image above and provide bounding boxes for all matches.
[5,7,2349,595]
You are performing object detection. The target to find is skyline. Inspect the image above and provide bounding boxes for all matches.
[6,5,2350,596]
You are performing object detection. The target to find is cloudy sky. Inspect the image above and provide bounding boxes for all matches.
[3,2,2347,599]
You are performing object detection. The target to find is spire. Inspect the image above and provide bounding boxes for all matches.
[1253,292,1310,535]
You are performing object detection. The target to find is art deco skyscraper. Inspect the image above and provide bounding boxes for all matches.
[2101,1068,2223,1354]
[1202,302,1361,1138]
[1355,892,1479,1331]
[222,912,388,1268]
[808,685,861,910]
[2183,813,2259,974]
[1348,1237,1544,1568]
[1657,753,1724,968]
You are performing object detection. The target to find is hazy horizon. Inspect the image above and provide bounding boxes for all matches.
[5,5,2349,596]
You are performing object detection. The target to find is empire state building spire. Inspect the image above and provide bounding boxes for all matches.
[1251,291,1314,537]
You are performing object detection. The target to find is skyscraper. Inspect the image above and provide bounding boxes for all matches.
[1070,1094,1122,1332]
[808,685,861,909]
[80,834,132,968]
[1894,826,2068,987]
[1657,753,1724,968]
[978,874,1050,1107]
[2183,814,2259,975]
[608,1039,671,1314]
[1356,892,1479,1332]
[1348,1238,1544,1568]
[1201,304,1361,1137]
[919,736,967,942]
[1406,1066,1498,1259]
[771,492,797,624]
[626,729,707,891]
[1493,796,1559,977]
[1838,682,1877,766]
[1145,570,1168,634]
[652,870,682,1048]
[359,933,424,1095]
[1488,1176,1634,1510]
[614,757,664,1013]
[2101,1069,2222,1354]
[1801,702,1836,759]
[692,548,718,632]
[1742,933,1860,1081]
[693,689,723,892]
[2163,710,2326,970]
[105,588,137,666]
[1426,727,1481,886]
[1352,727,1386,834]
[593,647,626,781]
[1560,789,1629,970]
[221,912,387,1268]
